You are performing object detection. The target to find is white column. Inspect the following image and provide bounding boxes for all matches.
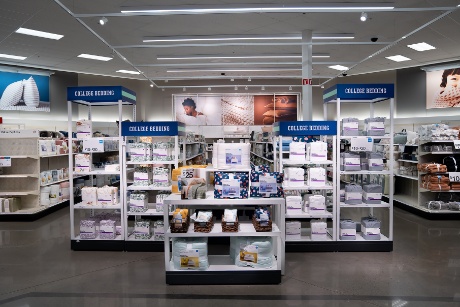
[302,30,313,121]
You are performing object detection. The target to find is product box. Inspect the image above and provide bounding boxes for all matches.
[308,142,327,161]
[75,154,91,173]
[307,168,326,187]
[361,217,381,240]
[39,140,48,156]
[104,164,120,172]
[76,119,92,139]
[286,196,302,212]
[308,195,326,213]
[129,193,148,212]
[97,187,114,206]
[134,220,151,240]
[153,221,165,241]
[81,187,97,205]
[99,220,116,239]
[286,221,301,240]
[340,219,356,240]
[285,168,304,187]
[310,220,328,241]
[80,220,97,239]
[289,142,306,161]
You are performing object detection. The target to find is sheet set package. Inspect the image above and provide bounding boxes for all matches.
[284,167,304,187]
[155,192,171,212]
[99,219,116,240]
[286,221,301,240]
[134,220,151,240]
[364,117,386,136]
[154,221,165,241]
[212,143,250,169]
[152,141,175,161]
[129,192,148,212]
[230,237,274,269]
[361,152,384,171]
[81,187,97,205]
[361,217,381,240]
[152,167,170,187]
[80,220,97,239]
[173,238,209,270]
[286,196,302,212]
[340,219,357,240]
[362,184,383,204]
[310,220,328,241]
[75,154,91,173]
[76,119,92,139]
[342,118,360,136]
[345,184,363,205]
[214,171,249,199]
[104,164,120,172]
[250,171,284,198]
[340,152,361,171]
[308,195,326,213]
[96,186,115,206]
[307,168,326,187]
[289,141,306,161]
[133,167,152,186]
[307,141,328,161]
[129,143,152,162]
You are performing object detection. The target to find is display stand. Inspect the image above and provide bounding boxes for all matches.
[121,121,185,251]
[274,121,337,252]
[324,84,394,252]
[68,86,136,251]
[163,193,285,285]
[0,130,76,221]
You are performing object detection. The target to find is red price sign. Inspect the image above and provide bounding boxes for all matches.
[302,78,312,85]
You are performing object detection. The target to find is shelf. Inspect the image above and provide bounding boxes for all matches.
[251,141,271,144]
[74,202,122,210]
[398,159,418,163]
[74,137,120,141]
[40,177,81,187]
[286,228,334,242]
[127,185,172,191]
[127,208,173,216]
[420,151,455,156]
[0,174,38,178]
[338,233,390,242]
[0,190,39,196]
[282,159,333,165]
[126,160,178,165]
[74,234,123,241]
[393,194,418,207]
[250,151,274,163]
[168,255,278,272]
[340,201,390,208]
[127,234,163,242]
[6,155,38,159]
[394,173,418,180]
[286,211,333,219]
[0,199,69,215]
[168,222,281,237]
[401,144,419,147]
[164,193,284,206]
[40,153,71,158]
[340,136,390,140]
[419,139,457,143]
[340,170,391,175]
[185,152,205,161]
[204,166,252,172]
[419,188,459,193]
[282,183,333,191]
[74,170,122,175]
[183,142,206,145]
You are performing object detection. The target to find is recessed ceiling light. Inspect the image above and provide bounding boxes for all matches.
[167,68,301,73]
[329,65,349,71]
[144,34,353,43]
[0,53,27,60]
[116,69,141,75]
[386,55,411,62]
[78,54,112,61]
[407,42,436,52]
[15,27,63,40]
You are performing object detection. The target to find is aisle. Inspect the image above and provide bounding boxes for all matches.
[0,208,459,307]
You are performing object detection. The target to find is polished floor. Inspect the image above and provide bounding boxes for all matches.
[0,208,459,307]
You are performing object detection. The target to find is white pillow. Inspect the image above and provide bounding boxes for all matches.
[23,76,40,107]
[0,80,23,107]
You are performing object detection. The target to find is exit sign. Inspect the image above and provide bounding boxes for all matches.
[302,78,312,85]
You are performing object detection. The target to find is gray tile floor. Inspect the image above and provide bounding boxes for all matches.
[0,208,459,306]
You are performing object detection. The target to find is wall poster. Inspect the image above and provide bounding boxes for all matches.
[174,94,299,126]
[426,66,460,109]
[0,71,50,112]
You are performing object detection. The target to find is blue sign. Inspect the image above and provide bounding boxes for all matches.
[67,86,136,104]
[323,84,394,103]
[121,121,186,137]
[0,71,50,112]
[273,121,337,136]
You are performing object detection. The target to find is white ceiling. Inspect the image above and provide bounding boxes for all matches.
[0,0,459,88]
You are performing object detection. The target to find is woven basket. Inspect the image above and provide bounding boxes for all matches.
[193,216,214,233]
[221,215,239,232]
[252,215,272,232]
[170,216,190,233]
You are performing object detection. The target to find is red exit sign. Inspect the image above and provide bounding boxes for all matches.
[302,78,312,85]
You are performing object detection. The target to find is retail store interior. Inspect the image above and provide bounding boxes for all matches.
[1,1,460,306]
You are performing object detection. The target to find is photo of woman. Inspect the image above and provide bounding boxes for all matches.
[430,68,460,108]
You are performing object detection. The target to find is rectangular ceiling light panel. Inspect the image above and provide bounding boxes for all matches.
[78,54,113,61]
[0,53,27,60]
[386,55,411,62]
[15,27,63,40]
[144,34,353,43]
[407,42,436,52]
[328,65,348,71]
[116,69,141,74]
[157,54,330,60]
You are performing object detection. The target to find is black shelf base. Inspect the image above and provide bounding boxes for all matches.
[286,241,393,252]
[0,200,69,222]
[286,241,337,252]
[71,239,124,251]
[124,240,167,252]
[166,270,282,285]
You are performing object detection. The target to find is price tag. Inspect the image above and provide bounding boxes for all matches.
[83,138,104,153]
[181,168,196,179]
[350,137,373,152]
[454,140,460,150]
[449,172,460,182]
[0,156,11,167]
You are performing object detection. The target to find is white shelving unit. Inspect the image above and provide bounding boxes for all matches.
[163,193,285,285]
[274,121,337,251]
[121,121,185,251]
[68,86,136,251]
[0,130,76,220]
[324,83,394,252]
[250,140,276,167]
